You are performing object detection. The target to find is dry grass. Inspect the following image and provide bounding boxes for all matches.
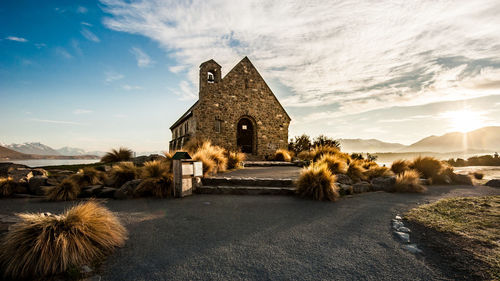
[366,165,393,180]
[410,156,444,179]
[135,176,173,198]
[46,178,80,201]
[274,148,293,162]
[394,169,426,193]
[101,147,133,163]
[297,150,314,162]
[227,151,246,170]
[391,159,410,174]
[317,154,347,174]
[310,145,341,162]
[182,136,207,154]
[0,201,127,280]
[192,142,227,176]
[0,176,17,197]
[69,167,103,187]
[296,163,339,201]
[110,162,138,188]
[405,196,500,279]
[346,161,367,183]
[140,160,170,179]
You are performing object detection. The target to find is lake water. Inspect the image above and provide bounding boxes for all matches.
[0,159,99,167]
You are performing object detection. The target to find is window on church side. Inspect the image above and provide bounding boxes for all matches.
[215,119,222,133]
[185,121,188,134]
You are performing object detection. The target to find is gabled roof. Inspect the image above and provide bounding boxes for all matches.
[169,101,198,130]
[200,59,221,68]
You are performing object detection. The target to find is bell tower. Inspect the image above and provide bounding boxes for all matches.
[199,59,222,98]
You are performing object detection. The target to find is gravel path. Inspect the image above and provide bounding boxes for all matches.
[0,185,498,280]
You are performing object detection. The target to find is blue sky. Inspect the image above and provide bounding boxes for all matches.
[1,0,499,153]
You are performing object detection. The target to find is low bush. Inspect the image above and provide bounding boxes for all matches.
[394,169,426,193]
[0,177,16,197]
[274,148,293,162]
[410,156,444,179]
[296,163,339,201]
[101,147,133,163]
[110,162,138,188]
[317,154,347,174]
[366,165,393,179]
[227,151,246,169]
[46,178,80,201]
[391,159,410,174]
[346,161,367,183]
[0,201,127,279]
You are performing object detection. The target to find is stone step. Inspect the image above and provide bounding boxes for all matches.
[202,177,295,187]
[196,185,296,195]
[243,161,298,167]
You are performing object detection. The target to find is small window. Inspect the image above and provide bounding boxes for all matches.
[215,119,222,133]
[185,122,188,134]
[242,125,247,130]
[207,72,215,83]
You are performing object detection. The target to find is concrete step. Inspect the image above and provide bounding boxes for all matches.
[196,185,296,195]
[202,177,295,187]
[243,161,298,167]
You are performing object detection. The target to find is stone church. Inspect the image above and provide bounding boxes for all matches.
[169,57,291,159]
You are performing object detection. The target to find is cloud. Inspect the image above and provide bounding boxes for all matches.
[81,21,93,26]
[71,40,83,56]
[172,81,197,100]
[34,43,46,48]
[73,109,93,115]
[101,0,500,117]
[77,6,88,14]
[130,47,154,68]
[30,118,82,125]
[122,84,142,90]
[55,47,72,59]
[5,36,28,42]
[105,71,124,82]
[81,28,100,42]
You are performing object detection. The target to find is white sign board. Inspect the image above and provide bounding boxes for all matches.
[193,161,203,177]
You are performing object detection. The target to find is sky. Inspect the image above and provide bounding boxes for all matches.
[1,0,499,153]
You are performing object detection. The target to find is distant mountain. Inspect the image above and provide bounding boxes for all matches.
[0,145,32,159]
[0,145,99,160]
[6,142,60,156]
[401,126,500,153]
[338,138,406,153]
[57,146,86,156]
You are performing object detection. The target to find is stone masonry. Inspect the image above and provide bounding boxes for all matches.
[169,57,291,159]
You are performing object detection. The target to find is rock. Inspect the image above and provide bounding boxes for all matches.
[398,226,411,233]
[335,174,352,185]
[394,231,410,243]
[103,176,115,187]
[8,168,33,183]
[395,215,402,220]
[80,265,93,274]
[403,244,422,254]
[31,168,48,177]
[392,220,404,230]
[419,178,432,185]
[485,179,500,187]
[452,174,473,185]
[0,163,29,177]
[338,184,353,195]
[114,179,142,199]
[82,275,101,281]
[28,176,48,195]
[371,176,396,192]
[97,187,117,198]
[12,184,28,194]
[80,185,103,198]
[352,181,371,193]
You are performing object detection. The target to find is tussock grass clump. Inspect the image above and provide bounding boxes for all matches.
[366,165,393,180]
[310,145,341,162]
[0,201,127,280]
[317,154,347,174]
[296,163,339,201]
[274,148,293,162]
[141,160,170,179]
[297,150,314,162]
[361,160,378,170]
[391,159,410,175]
[0,176,17,197]
[101,147,133,163]
[410,156,444,179]
[192,142,227,176]
[182,136,207,154]
[135,176,173,198]
[70,167,103,187]
[227,151,245,169]
[394,169,426,193]
[46,178,80,201]
[110,162,138,188]
[346,161,367,183]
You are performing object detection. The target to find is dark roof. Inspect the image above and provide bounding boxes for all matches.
[169,101,198,130]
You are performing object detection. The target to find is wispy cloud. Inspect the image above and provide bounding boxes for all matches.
[55,47,72,59]
[77,6,88,14]
[122,84,142,90]
[172,81,197,100]
[5,36,28,42]
[105,71,124,83]
[81,21,93,27]
[30,118,82,125]
[73,109,93,115]
[130,47,154,68]
[80,28,100,42]
[34,43,46,48]
[101,0,500,116]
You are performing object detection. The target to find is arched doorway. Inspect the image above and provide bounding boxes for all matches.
[237,118,254,153]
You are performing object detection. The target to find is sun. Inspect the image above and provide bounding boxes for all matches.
[441,110,484,132]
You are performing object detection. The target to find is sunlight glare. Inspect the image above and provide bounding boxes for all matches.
[441,110,484,133]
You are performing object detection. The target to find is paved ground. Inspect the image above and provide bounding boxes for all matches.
[216,166,301,179]
[0,185,499,280]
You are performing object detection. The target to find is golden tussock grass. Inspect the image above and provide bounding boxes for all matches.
[297,150,314,162]
[410,156,444,179]
[192,142,227,176]
[394,169,426,193]
[0,176,17,197]
[110,162,138,188]
[310,145,341,162]
[182,136,207,154]
[69,167,103,187]
[100,147,133,163]
[140,160,170,179]
[346,161,367,183]
[46,178,80,201]
[274,148,293,162]
[391,159,410,175]
[134,176,173,198]
[317,153,347,174]
[365,165,393,180]
[296,163,339,201]
[226,151,246,169]
[0,201,127,280]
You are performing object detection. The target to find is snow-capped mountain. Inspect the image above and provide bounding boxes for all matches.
[6,142,61,156]
[56,146,87,156]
